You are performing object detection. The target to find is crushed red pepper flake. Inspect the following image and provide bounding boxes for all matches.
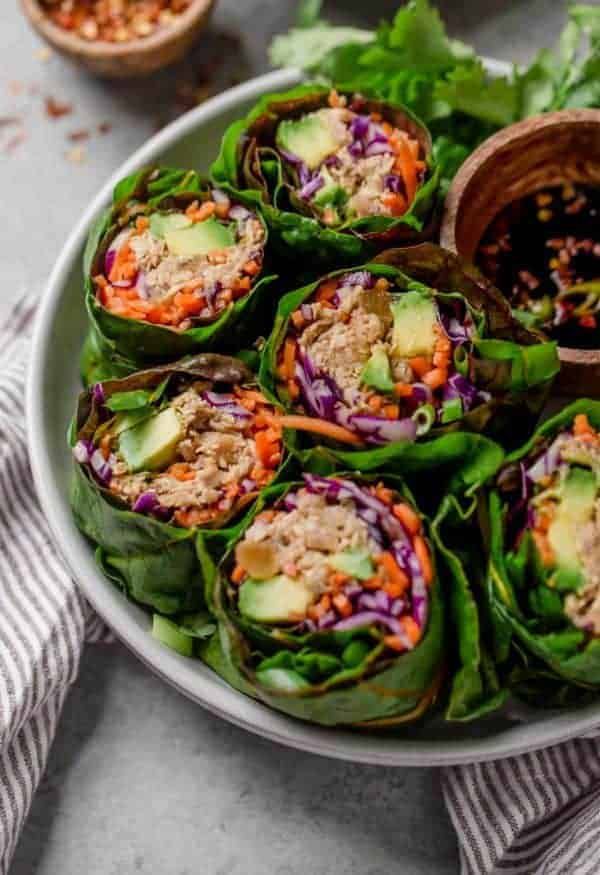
[40,0,193,43]
[45,96,73,119]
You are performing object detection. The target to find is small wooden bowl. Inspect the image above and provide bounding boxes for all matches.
[440,109,600,398]
[20,0,216,78]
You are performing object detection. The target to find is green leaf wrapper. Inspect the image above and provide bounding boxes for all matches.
[199,475,446,726]
[259,244,559,468]
[210,86,441,268]
[69,354,289,614]
[81,167,278,385]
[484,400,600,702]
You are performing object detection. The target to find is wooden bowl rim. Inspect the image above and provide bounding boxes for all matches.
[20,0,214,58]
[440,109,600,365]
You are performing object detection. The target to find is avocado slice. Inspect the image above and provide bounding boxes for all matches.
[547,467,597,590]
[276,113,339,170]
[313,181,348,210]
[238,575,314,624]
[360,348,394,393]
[165,218,235,257]
[391,291,438,359]
[328,548,375,581]
[149,212,192,239]
[118,406,183,473]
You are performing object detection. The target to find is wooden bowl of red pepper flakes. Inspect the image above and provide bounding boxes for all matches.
[441,109,600,398]
[20,0,216,78]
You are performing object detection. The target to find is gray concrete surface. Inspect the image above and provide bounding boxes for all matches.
[2,1,571,872]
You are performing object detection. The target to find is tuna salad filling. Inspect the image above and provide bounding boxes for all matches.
[93,191,266,330]
[276,91,427,227]
[73,384,282,528]
[503,413,600,636]
[229,474,433,655]
[276,270,489,445]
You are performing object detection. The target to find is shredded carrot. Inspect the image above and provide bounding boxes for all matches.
[273,415,364,446]
[401,615,422,646]
[383,403,400,420]
[282,338,296,381]
[383,580,406,599]
[393,503,421,536]
[532,530,555,567]
[329,571,350,591]
[413,535,434,586]
[188,201,216,222]
[408,357,432,378]
[135,216,149,233]
[287,379,300,399]
[394,134,418,204]
[174,508,213,527]
[363,575,384,591]
[328,89,342,108]
[215,200,231,219]
[256,510,276,523]
[368,395,384,413]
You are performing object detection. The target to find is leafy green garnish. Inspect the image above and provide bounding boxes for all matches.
[270,1,600,190]
[105,390,154,412]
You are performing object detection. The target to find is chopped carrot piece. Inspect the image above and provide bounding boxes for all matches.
[368,395,384,413]
[290,310,305,330]
[574,413,594,436]
[401,615,422,646]
[423,368,447,390]
[383,635,406,653]
[315,279,338,302]
[168,463,196,482]
[413,535,434,586]
[231,564,246,584]
[383,404,400,420]
[375,484,394,505]
[215,200,231,218]
[393,503,421,536]
[394,382,413,398]
[244,260,261,276]
[377,552,410,595]
[332,593,352,618]
[408,357,432,378]
[328,89,342,107]
[382,192,407,217]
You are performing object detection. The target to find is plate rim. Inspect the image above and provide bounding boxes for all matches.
[27,60,600,766]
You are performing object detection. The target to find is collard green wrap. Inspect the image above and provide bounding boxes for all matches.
[70,354,287,615]
[199,474,445,726]
[81,167,277,385]
[484,400,600,704]
[259,244,560,469]
[210,85,440,267]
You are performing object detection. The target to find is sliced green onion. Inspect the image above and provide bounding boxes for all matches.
[440,397,463,424]
[152,615,193,657]
[341,639,372,668]
[412,403,436,436]
[453,345,469,376]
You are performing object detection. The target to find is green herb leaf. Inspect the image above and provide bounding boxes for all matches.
[105,389,153,412]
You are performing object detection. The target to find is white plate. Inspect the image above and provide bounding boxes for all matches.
[27,62,600,765]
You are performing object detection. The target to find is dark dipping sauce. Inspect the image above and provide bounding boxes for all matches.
[476,183,600,349]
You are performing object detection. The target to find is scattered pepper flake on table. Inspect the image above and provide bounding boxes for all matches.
[45,96,73,119]
[39,0,193,43]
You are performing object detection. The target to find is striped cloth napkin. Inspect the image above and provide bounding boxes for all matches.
[2,294,600,874]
